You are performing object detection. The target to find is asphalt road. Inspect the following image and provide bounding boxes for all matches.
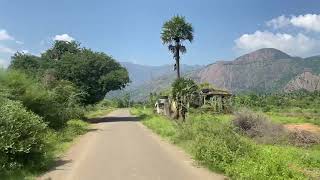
[39,109,225,180]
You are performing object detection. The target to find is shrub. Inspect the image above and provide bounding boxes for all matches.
[65,119,89,136]
[192,119,256,172]
[135,108,315,179]
[58,119,89,142]
[0,70,84,129]
[143,116,177,139]
[233,109,288,144]
[0,97,48,170]
[226,147,305,179]
[289,130,320,147]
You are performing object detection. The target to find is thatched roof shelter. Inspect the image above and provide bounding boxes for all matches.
[200,88,232,97]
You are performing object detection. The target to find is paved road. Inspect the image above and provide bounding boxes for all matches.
[40,109,225,180]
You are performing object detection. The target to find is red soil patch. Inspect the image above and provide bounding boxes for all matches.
[285,123,320,134]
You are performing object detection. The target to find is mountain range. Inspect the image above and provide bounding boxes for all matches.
[193,48,320,92]
[106,63,202,100]
[107,48,320,101]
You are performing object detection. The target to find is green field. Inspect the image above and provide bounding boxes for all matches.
[131,107,320,179]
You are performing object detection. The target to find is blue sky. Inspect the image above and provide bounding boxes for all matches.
[0,0,320,67]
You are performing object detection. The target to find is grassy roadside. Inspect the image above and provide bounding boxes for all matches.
[198,112,320,126]
[1,107,114,180]
[85,107,115,119]
[131,107,320,179]
[1,119,90,180]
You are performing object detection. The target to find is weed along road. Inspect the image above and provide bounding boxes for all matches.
[39,109,224,180]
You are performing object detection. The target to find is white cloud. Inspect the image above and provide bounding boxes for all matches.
[21,49,29,54]
[0,30,14,41]
[0,46,15,54]
[266,15,291,29]
[266,14,320,32]
[291,14,320,32]
[235,31,320,57]
[53,34,74,42]
[15,40,24,45]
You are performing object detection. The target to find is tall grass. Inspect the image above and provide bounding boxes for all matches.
[132,107,320,179]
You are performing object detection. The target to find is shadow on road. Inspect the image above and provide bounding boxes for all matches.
[46,159,72,171]
[89,116,139,124]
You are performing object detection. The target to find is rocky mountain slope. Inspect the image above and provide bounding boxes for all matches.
[284,70,320,92]
[192,48,320,93]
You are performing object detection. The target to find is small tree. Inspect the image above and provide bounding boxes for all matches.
[172,78,198,120]
[161,15,194,79]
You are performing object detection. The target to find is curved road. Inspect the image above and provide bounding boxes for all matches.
[40,109,225,180]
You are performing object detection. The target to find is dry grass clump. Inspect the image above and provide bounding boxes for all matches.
[233,109,288,144]
[233,109,320,147]
[289,129,320,147]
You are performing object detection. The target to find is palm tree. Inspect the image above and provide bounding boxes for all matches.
[161,15,194,79]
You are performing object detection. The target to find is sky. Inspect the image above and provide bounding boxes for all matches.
[0,0,320,67]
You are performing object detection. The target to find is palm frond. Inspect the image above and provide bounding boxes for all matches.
[179,45,186,54]
[161,15,194,44]
[168,44,175,52]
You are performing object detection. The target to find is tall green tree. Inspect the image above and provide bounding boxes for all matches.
[41,40,81,61]
[161,15,194,79]
[9,52,41,76]
[56,48,130,104]
[9,40,130,105]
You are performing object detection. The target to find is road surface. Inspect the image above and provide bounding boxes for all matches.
[40,109,225,180]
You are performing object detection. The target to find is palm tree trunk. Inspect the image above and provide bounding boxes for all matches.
[175,40,181,79]
[174,40,181,120]
[176,57,180,78]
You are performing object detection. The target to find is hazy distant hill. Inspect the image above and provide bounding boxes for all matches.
[108,48,320,101]
[120,62,202,86]
[106,62,202,100]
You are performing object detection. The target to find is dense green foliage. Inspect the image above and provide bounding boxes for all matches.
[0,40,124,178]
[171,78,199,119]
[0,97,48,171]
[55,49,129,104]
[0,69,92,178]
[9,53,41,77]
[233,91,320,126]
[132,107,320,179]
[10,41,129,105]
[0,70,84,129]
[0,71,94,179]
[171,78,198,99]
[41,41,81,61]
[233,91,320,112]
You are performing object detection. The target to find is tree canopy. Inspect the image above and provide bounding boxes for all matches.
[172,78,198,99]
[9,40,130,105]
[9,52,41,76]
[161,16,194,44]
[161,15,194,78]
